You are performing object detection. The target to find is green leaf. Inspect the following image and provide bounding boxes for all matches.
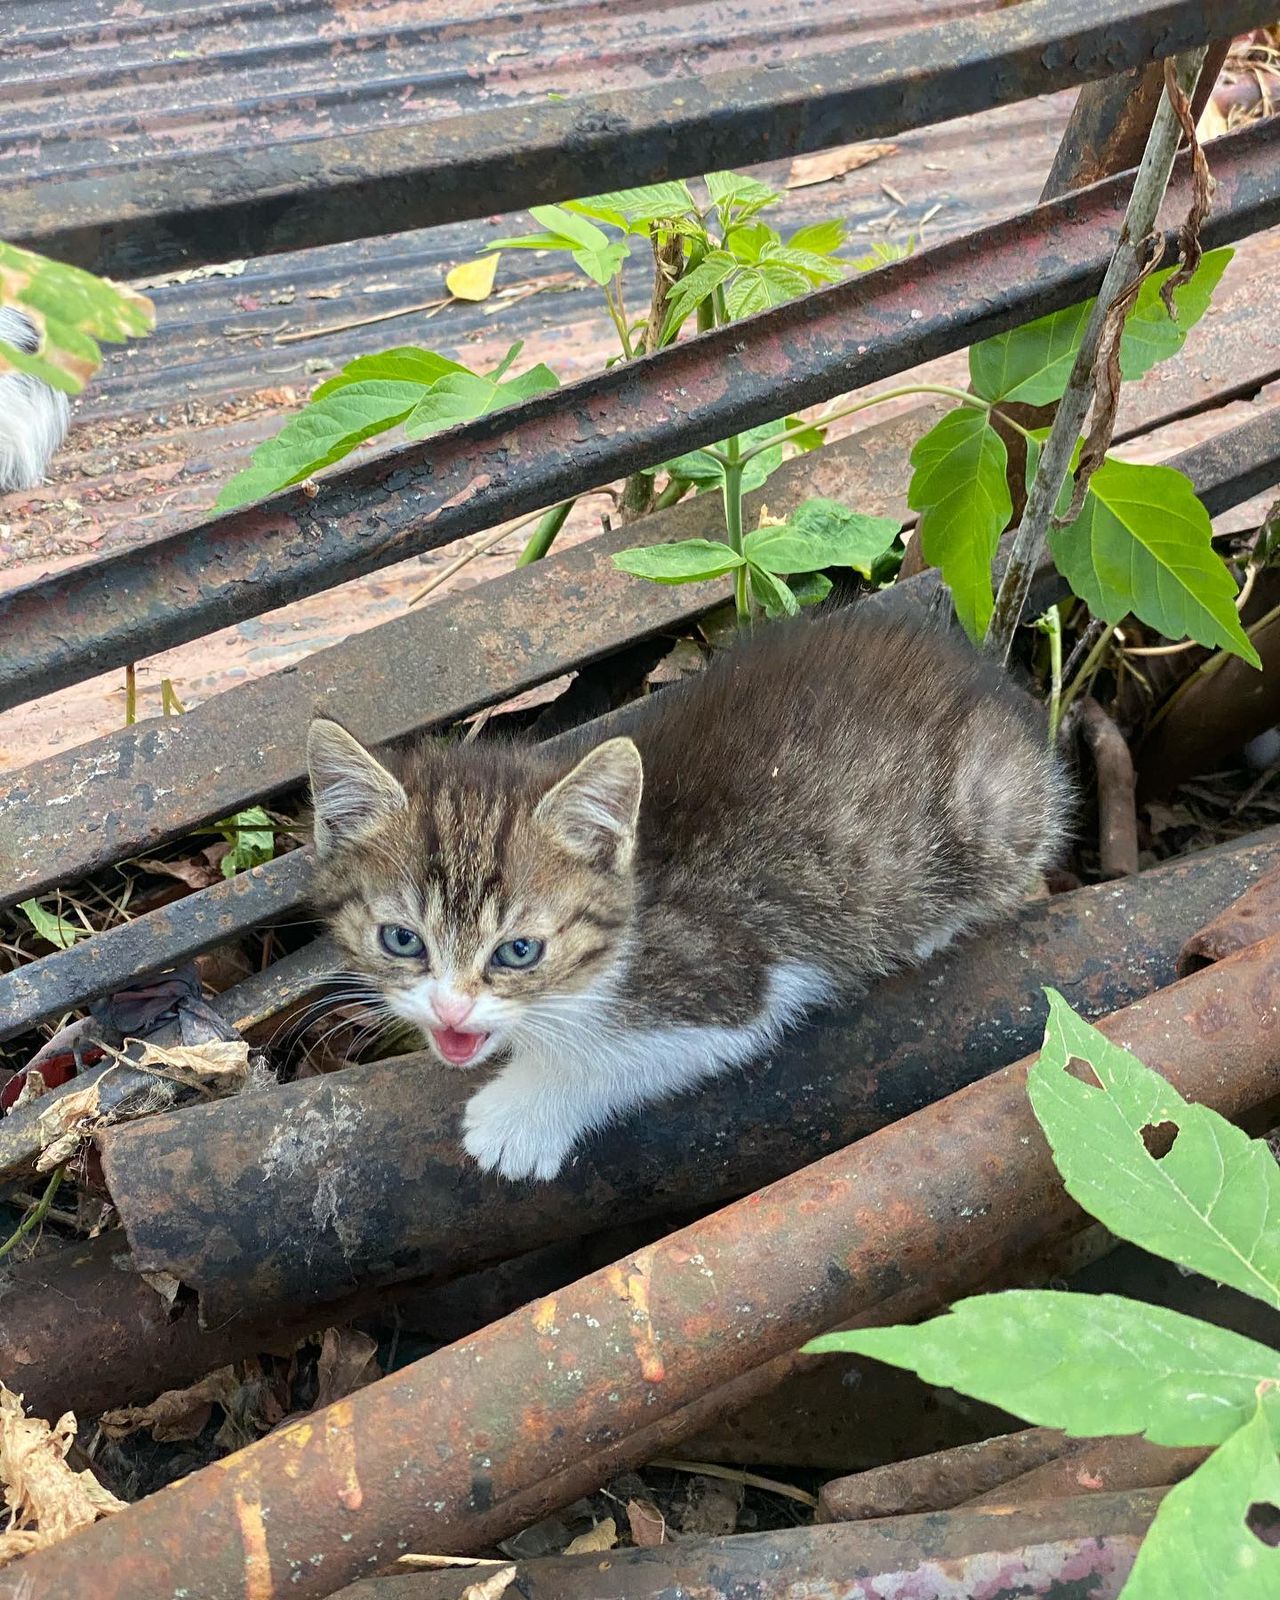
[663,423,787,495]
[1119,1401,1280,1599]
[806,1291,1280,1448]
[726,222,777,264]
[403,363,559,438]
[217,805,277,877]
[19,898,86,949]
[1031,991,1280,1312]
[311,347,464,399]
[723,260,812,320]
[783,415,827,452]
[787,219,846,255]
[762,243,844,284]
[705,170,780,223]
[907,407,1011,640]
[1120,246,1233,381]
[969,247,1232,405]
[527,205,629,284]
[611,539,744,583]
[660,250,737,341]
[747,561,799,616]
[744,499,899,576]
[565,181,697,230]
[969,301,1092,405]
[0,240,154,395]
[1045,453,1260,667]
[215,381,426,509]
[788,572,833,607]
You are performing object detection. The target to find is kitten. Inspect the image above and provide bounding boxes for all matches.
[0,306,71,492]
[307,606,1068,1181]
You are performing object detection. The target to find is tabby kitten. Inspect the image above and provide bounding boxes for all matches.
[308,606,1068,1180]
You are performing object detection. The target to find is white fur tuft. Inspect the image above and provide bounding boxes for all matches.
[0,307,71,492]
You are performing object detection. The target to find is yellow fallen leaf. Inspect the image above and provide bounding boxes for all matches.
[564,1516,617,1554]
[447,255,500,302]
[0,1383,125,1568]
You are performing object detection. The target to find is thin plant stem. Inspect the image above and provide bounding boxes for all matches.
[985,46,1210,663]
[602,280,634,360]
[722,434,749,625]
[653,477,691,512]
[1039,606,1064,745]
[517,500,575,565]
[1059,623,1117,720]
[124,662,137,725]
[1144,598,1280,736]
[0,1163,67,1263]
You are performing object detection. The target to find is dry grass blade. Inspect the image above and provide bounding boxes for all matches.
[649,1455,820,1508]
[0,1384,125,1568]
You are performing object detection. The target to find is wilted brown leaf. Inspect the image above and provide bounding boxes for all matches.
[625,1497,666,1547]
[785,142,897,189]
[315,1327,381,1410]
[100,1367,239,1444]
[135,856,221,890]
[563,1516,617,1554]
[133,1038,250,1090]
[461,1562,517,1600]
[0,1384,125,1567]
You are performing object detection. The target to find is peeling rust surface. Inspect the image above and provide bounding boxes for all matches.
[1177,861,1280,976]
[19,933,1280,1598]
[342,1492,1161,1599]
[7,0,1275,275]
[1,117,1277,716]
[97,833,1280,1327]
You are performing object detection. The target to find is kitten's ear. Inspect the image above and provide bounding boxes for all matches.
[535,738,643,868]
[307,717,408,855]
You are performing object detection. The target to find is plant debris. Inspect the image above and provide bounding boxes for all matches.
[0,1385,124,1568]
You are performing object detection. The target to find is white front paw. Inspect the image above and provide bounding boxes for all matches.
[462,1072,579,1181]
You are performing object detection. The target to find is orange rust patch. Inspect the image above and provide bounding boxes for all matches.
[605,1255,665,1385]
[532,1297,558,1336]
[325,1400,364,1512]
[233,1492,273,1600]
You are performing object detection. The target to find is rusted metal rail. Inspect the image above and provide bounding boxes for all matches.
[94,832,1280,1325]
[8,0,1272,276]
[1,119,1276,717]
[11,931,1280,1599]
[340,1492,1163,1600]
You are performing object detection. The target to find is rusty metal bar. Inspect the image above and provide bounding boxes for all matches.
[1177,862,1280,976]
[95,831,1280,1326]
[341,1492,1162,1600]
[1,119,1276,717]
[9,0,1273,277]
[965,1434,1208,1508]
[13,930,1280,1599]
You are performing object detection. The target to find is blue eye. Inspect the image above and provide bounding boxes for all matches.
[379,925,425,958]
[492,937,545,970]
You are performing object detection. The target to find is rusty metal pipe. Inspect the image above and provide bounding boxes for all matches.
[12,933,1278,1599]
[94,832,1280,1328]
[338,1492,1164,1600]
[1,120,1276,715]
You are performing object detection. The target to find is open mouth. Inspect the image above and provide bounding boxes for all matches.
[430,1027,491,1066]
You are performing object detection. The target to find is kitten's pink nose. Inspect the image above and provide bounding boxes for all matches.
[434,993,475,1028]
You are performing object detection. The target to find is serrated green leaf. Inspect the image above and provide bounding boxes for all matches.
[762,243,844,284]
[661,250,737,341]
[217,805,276,877]
[311,347,464,399]
[705,170,780,222]
[787,219,846,255]
[1120,246,1233,381]
[0,240,154,394]
[970,301,1092,405]
[724,260,812,320]
[1045,453,1260,666]
[747,561,799,616]
[726,222,777,264]
[215,380,426,509]
[907,407,1011,640]
[403,363,559,438]
[789,572,833,607]
[806,1291,1280,1448]
[1031,991,1280,1311]
[564,181,697,230]
[744,499,899,576]
[1119,1401,1280,1600]
[19,898,86,949]
[611,539,744,583]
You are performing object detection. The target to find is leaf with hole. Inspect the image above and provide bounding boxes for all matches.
[611,539,745,583]
[806,1291,1280,1448]
[907,407,1011,640]
[747,562,799,617]
[1041,449,1260,667]
[215,380,426,508]
[0,240,154,394]
[19,899,86,950]
[744,499,899,576]
[1029,990,1280,1311]
[1118,1401,1280,1599]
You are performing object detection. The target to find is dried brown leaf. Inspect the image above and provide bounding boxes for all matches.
[785,142,897,189]
[461,1562,517,1600]
[99,1367,239,1443]
[133,1038,250,1091]
[625,1497,667,1547]
[0,1384,125,1567]
[135,856,221,890]
[563,1516,618,1554]
[315,1327,381,1410]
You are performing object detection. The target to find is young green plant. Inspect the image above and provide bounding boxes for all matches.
[807,991,1280,1598]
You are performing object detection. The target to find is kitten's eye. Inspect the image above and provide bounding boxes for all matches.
[379,924,426,959]
[491,937,545,970]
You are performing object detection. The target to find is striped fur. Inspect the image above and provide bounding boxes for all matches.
[308,607,1070,1179]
